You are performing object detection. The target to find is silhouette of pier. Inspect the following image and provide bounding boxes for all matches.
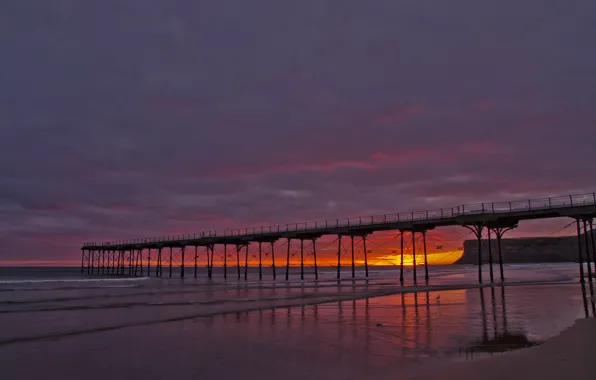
[81,192,596,285]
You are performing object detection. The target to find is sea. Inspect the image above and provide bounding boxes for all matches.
[0,264,593,380]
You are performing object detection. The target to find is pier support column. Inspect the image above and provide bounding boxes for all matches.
[363,236,369,278]
[312,239,318,280]
[156,248,162,277]
[490,225,515,282]
[208,245,214,279]
[81,250,85,273]
[147,248,151,276]
[576,219,585,283]
[351,236,355,279]
[139,249,143,276]
[271,242,276,280]
[423,231,429,284]
[464,224,485,284]
[337,235,342,280]
[194,246,198,278]
[300,239,305,280]
[90,250,94,274]
[400,231,404,285]
[223,244,227,279]
[100,250,105,274]
[236,245,241,279]
[169,247,173,278]
[412,232,417,284]
[286,238,291,281]
[590,220,596,278]
[244,244,249,281]
[582,219,596,315]
[258,242,263,280]
[487,230,494,283]
[180,246,185,279]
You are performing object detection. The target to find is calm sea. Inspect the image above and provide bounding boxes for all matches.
[0,264,592,380]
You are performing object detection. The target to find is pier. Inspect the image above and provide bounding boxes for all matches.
[81,192,596,285]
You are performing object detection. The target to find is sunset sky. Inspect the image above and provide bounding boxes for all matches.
[1,1,596,265]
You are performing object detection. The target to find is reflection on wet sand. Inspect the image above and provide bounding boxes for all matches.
[462,286,536,359]
[209,282,589,367]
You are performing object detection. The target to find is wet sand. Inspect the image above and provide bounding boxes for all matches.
[415,318,596,380]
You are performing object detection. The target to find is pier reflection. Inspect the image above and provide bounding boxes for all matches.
[462,286,536,359]
[208,283,588,365]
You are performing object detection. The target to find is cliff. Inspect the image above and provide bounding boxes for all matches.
[457,235,591,264]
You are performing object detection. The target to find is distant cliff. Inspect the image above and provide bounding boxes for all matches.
[457,235,590,264]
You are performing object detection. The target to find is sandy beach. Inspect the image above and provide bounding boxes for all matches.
[414,318,596,380]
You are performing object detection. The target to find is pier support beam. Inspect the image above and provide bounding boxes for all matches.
[180,246,185,278]
[576,219,585,283]
[464,223,485,284]
[400,231,404,284]
[487,230,494,283]
[169,247,173,278]
[312,239,318,280]
[412,231,417,284]
[300,239,305,280]
[194,246,198,278]
[156,248,162,277]
[351,236,355,279]
[489,224,516,282]
[363,236,368,279]
[259,242,263,280]
[146,248,151,276]
[236,245,242,279]
[286,238,291,281]
[337,235,342,280]
[422,231,429,284]
[271,242,276,280]
[223,244,227,279]
[208,245,214,279]
[582,219,596,315]
[244,244,249,281]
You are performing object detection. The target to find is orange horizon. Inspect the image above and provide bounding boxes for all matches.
[0,251,464,267]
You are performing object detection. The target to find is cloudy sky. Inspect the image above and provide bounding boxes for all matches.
[1,1,595,264]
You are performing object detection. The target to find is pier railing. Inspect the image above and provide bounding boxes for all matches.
[83,192,596,247]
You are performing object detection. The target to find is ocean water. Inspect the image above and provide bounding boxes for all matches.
[0,264,592,380]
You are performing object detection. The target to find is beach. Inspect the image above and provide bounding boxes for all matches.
[0,264,593,379]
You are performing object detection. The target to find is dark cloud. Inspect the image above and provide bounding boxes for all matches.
[1,0,596,262]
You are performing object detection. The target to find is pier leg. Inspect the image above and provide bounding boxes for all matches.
[236,245,241,279]
[487,230,494,283]
[90,250,94,274]
[313,239,318,280]
[271,242,276,280]
[81,250,85,273]
[210,245,215,277]
[400,232,404,284]
[180,246,185,278]
[351,236,355,279]
[139,249,144,276]
[259,242,263,280]
[147,248,151,276]
[300,239,304,280]
[337,236,342,280]
[497,233,505,281]
[169,247,173,278]
[582,219,595,315]
[576,219,585,283]
[477,229,483,284]
[194,246,198,278]
[590,220,596,278]
[363,236,369,278]
[286,238,291,281]
[129,250,133,275]
[205,246,211,279]
[412,232,417,284]
[223,244,227,279]
[157,248,162,277]
[244,244,249,281]
[423,231,428,284]
[586,220,595,275]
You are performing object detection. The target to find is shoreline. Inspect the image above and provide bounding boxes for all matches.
[411,318,596,380]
